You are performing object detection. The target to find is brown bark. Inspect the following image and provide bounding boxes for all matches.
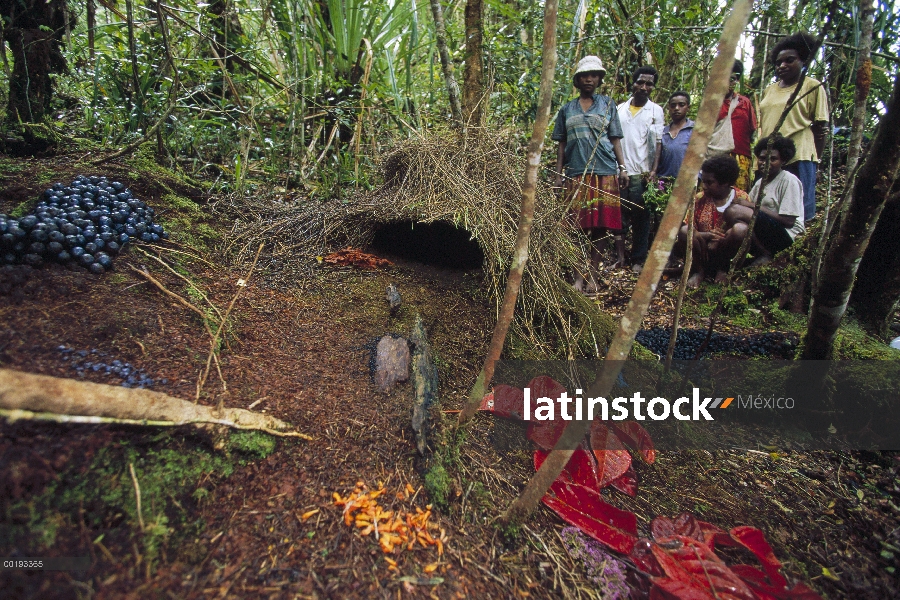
[850,190,900,337]
[1,0,70,123]
[457,0,558,426]
[500,0,753,526]
[802,72,900,359]
[0,369,301,435]
[462,0,484,127]
[429,0,463,125]
[5,27,52,122]
[846,0,875,174]
[87,0,96,61]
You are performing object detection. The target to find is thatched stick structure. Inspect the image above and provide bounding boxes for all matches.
[500,0,753,526]
[457,0,559,425]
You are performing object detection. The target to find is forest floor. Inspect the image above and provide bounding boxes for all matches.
[0,150,898,600]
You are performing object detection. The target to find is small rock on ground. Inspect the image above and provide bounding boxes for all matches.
[375,335,410,392]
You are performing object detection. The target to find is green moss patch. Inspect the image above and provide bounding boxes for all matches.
[0,428,276,568]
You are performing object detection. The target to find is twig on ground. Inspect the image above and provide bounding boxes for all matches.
[129,463,146,531]
[129,264,229,392]
[134,247,224,322]
[198,243,264,409]
[129,265,214,325]
[141,244,217,268]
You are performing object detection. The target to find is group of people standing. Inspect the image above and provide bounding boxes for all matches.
[553,32,828,294]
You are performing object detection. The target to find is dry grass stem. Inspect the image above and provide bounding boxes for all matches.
[129,463,145,531]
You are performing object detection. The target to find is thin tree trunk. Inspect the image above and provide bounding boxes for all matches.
[429,0,463,125]
[500,0,752,526]
[802,72,900,359]
[665,202,694,370]
[457,0,559,425]
[87,0,96,61]
[846,0,875,174]
[462,0,484,127]
[125,0,143,128]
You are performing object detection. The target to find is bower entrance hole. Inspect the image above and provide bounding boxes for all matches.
[370,220,484,270]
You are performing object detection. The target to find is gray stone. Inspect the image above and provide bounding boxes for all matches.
[375,336,410,392]
[386,283,402,315]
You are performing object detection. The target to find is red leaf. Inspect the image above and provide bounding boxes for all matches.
[478,385,526,419]
[527,419,568,451]
[533,445,600,492]
[589,422,633,488]
[542,479,638,555]
[728,526,787,588]
[612,421,657,464]
[524,376,570,450]
[632,538,666,577]
[527,375,566,400]
[650,578,716,600]
[730,566,823,600]
[608,465,639,497]
[651,513,726,549]
[650,536,756,600]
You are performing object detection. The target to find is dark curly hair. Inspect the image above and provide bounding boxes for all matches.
[668,91,690,104]
[632,65,658,85]
[753,134,797,163]
[770,32,820,65]
[701,155,740,187]
[732,59,744,76]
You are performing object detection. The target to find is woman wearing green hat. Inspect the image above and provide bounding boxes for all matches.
[552,55,629,295]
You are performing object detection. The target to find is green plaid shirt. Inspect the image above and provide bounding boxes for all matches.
[551,94,623,177]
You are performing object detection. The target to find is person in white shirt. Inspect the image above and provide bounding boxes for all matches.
[617,66,665,274]
[723,135,805,266]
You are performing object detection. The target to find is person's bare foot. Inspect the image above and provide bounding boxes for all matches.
[750,255,771,268]
[631,263,643,275]
[687,272,704,289]
[573,276,585,293]
[714,270,729,284]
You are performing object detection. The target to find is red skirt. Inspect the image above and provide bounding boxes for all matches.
[567,174,622,230]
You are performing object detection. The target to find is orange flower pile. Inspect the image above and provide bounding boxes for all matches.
[333,481,446,558]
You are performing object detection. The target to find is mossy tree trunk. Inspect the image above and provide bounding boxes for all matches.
[803,72,900,359]
[845,0,875,174]
[0,0,70,123]
[429,0,463,125]
[849,189,900,337]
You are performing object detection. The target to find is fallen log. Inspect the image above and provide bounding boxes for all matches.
[410,316,438,455]
[0,369,311,439]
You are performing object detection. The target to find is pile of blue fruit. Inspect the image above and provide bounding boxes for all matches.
[0,175,168,274]
[635,327,799,360]
[58,345,166,389]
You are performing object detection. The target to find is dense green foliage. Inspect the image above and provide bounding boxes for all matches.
[0,0,897,193]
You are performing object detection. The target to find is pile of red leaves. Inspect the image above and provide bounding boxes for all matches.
[479,375,821,600]
[323,248,393,270]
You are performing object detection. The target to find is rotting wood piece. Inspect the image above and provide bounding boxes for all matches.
[0,368,308,438]
[410,316,438,456]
